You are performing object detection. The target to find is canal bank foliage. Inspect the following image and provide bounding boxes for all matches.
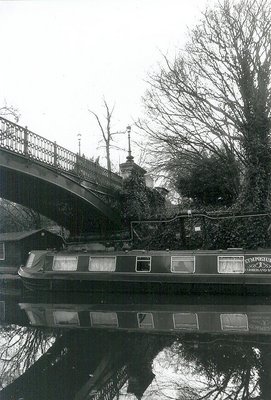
[174,152,240,208]
[137,0,271,248]
[117,164,271,250]
[126,213,271,251]
[120,170,166,224]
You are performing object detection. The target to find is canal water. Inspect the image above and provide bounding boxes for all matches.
[1,284,271,399]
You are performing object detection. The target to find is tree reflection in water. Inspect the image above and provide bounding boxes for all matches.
[0,325,271,399]
[135,338,269,400]
[0,325,58,389]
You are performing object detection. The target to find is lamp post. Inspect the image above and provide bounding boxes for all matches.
[126,125,133,161]
[77,133,82,156]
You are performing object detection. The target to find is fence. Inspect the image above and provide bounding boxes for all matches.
[130,212,271,250]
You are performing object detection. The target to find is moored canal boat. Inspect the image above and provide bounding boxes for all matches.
[18,248,271,294]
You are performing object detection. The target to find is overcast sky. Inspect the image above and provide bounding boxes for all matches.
[0,0,210,169]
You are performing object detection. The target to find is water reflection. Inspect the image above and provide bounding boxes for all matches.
[1,292,271,399]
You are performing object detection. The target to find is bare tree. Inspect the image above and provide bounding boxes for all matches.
[89,98,124,173]
[0,103,20,123]
[0,103,20,145]
[0,199,56,232]
[139,0,271,212]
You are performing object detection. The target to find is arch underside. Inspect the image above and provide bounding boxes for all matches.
[0,151,120,234]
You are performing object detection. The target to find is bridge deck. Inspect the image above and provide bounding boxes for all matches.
[0,117,122,233]
[0,116,123,191]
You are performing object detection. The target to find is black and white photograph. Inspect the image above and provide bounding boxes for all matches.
[1,0,271,399]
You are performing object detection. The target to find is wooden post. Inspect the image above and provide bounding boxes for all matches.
[179,218,186,248]
[202,215,207,249]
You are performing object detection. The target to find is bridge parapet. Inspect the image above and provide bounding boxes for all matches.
[0,116,123,191]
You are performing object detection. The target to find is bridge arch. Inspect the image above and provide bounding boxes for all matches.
[0,117,122,234]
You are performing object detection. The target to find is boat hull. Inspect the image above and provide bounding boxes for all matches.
[18,249,271,294]
[19,273,271,295]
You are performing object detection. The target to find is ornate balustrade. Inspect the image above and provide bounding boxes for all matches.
[88,366,127,400]
[0,116,123,191]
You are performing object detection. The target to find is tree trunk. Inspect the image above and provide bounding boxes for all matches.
[237,116,271,212]
[106,141,111,173]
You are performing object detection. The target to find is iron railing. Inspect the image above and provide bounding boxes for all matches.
[0,116,123,191]
[87,366,128,400]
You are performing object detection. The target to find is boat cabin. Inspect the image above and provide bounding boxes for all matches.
[19,248,271,293]
[0,229,63,273]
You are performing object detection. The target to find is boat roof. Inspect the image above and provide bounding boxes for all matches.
[36,248,271,256]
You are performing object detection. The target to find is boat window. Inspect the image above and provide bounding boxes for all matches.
[25,309,45,326]
[136,256,151,272]
[220,313,248,331]
[173,313,199,330]
[53,310,80,326]
[26,311,38,325]
[218,256,244,273]
[25,253,36,268]
[88,257,116,272]
[171,256,195,273]
[52,255,78,271]
[137,312,154,329]
[90,312,118,327]
[0,243,5,260]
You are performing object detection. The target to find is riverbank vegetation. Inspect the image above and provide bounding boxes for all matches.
[136,0,271,248]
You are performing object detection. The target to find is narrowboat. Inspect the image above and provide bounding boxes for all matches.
[18,297,271,336]
[18,248,271,294]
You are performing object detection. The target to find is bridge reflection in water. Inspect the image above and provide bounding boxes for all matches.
[0,116,122,233]
[1,293,271,400]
